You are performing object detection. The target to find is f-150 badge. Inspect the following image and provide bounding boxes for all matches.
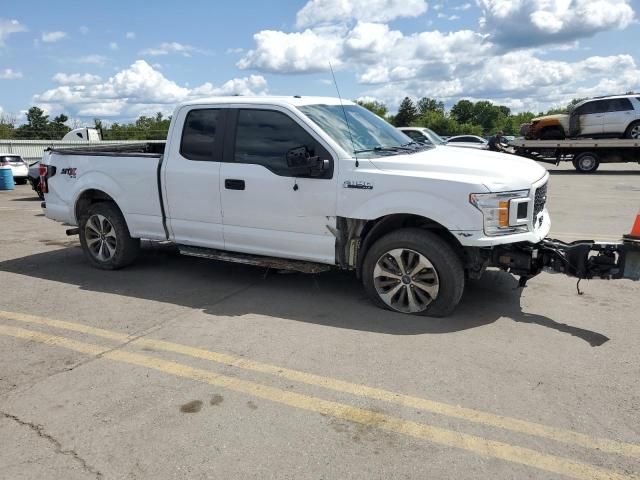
[343,180,373,190]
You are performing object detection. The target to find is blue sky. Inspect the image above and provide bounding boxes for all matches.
[0,0,638,123]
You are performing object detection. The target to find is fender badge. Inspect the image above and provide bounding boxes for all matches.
[60,167,77,178]
[343,180,373,190]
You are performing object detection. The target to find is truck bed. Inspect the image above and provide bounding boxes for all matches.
[48,142,166,157]
[511,138,640,149]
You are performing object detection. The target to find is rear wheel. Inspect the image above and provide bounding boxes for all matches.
[362,228,464,317]
[14,178,28,185]
[79,202,140,270]
[572,152,600,173]
[625,121,640,139]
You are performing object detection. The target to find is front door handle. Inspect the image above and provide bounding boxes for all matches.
[225,179,245,190]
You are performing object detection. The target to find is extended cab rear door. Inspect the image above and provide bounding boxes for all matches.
[162,105,228,248]
[602,98,635,135]
[219,106,338,264]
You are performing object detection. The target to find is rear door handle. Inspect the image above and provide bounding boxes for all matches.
[225,179,245,190]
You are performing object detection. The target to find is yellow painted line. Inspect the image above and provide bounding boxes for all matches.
[0,323,637,480]
[1,310,639,459]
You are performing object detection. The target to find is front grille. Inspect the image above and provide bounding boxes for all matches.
[533,182,547,219]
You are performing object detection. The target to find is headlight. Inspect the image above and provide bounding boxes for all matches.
[470,190,530,236]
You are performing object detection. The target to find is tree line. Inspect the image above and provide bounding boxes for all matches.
[0,107,171,140]
[0,107,71,140]
[356,97,584,136]
[0,98,585,141]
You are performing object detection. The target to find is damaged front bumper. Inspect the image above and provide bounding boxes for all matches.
[490,236,640,286]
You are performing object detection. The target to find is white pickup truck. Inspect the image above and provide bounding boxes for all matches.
[40,96,639,316]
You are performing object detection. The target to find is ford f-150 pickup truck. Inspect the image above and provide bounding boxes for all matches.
[40,96,639,317]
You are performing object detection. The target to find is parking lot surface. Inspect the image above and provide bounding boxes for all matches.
[0,162,639,479]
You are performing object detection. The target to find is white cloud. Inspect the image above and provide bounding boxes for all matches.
[478,0,636,48]
[296,0,428,27]
[109,42,118,50]
[0,68,22,79]
[125,31,136,40]
[34,60,269,118]
[238,27,345,73]
[75,54,108,65]
[79,26,89,35]
[41,31,67,43]
[52,72,102,85]
[139,42,205,57]
[0,18,27,47]
[437,13,460,20]
[226,47,244,54]
[455,2,472,10]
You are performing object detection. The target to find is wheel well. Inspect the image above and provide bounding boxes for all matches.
[74,189,119,223]
[540,125,565,135]
[354,214,464,276]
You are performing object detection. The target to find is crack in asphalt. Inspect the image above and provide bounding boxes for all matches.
[1,411,103,479]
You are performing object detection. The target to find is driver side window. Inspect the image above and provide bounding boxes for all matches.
[234,109,333,178]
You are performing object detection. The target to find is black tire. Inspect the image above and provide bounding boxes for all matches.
[79,202,140,270]
[14,178,28,185]
[362,228,465,317]
[572,152,600,173]
[28,179,44,200]
[624,121,640,139]
[540,127,565,140]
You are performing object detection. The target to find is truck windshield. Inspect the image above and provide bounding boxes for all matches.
[298,104,425,156]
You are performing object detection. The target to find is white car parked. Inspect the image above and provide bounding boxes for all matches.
[397,127,447,146]
[0,154,28,184]
[445,135,489,150]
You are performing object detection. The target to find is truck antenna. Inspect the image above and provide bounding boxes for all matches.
[329,62,358,168]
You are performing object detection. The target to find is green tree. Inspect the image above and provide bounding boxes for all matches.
[472,101,501,134]
[49,114,70,139]
[355,100,388,118]
[417,97,444,115]
[450,99,475,124]
[394,97,418,127]
[0,113,16,139]
[15,107,51,139]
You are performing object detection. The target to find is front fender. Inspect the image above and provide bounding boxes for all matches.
[340,190,483,231]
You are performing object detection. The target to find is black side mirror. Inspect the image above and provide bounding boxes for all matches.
[286,146,328,177]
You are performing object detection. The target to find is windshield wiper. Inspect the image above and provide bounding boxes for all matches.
[354,145,415,154]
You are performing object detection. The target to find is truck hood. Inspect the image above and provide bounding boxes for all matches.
[368,146,548,192]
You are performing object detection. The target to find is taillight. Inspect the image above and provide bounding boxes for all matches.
[39,164,49,194]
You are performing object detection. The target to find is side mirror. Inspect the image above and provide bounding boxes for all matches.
[286,146,328,177]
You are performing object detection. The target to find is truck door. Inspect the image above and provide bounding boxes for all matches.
[162,107,227,248]
[575,100,605,136]
[602,98,634,135]
[220,107,337,264]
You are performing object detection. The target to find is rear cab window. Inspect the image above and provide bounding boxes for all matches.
[180,109,221,161]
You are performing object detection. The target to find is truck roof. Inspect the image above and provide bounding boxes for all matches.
[177,95,355,108]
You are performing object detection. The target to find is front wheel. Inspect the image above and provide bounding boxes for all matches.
[362,229,465,317]
[79,202,140,270]
[572,152,599,173]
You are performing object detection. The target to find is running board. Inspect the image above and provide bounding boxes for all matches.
[178,245,332,274]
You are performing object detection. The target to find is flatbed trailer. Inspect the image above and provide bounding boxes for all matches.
[509,138,640,173]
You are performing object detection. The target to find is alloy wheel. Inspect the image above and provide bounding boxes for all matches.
[85,214,117,262]
[373,248,440,313]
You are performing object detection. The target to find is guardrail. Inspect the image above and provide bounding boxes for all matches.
[0,140,166,163]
